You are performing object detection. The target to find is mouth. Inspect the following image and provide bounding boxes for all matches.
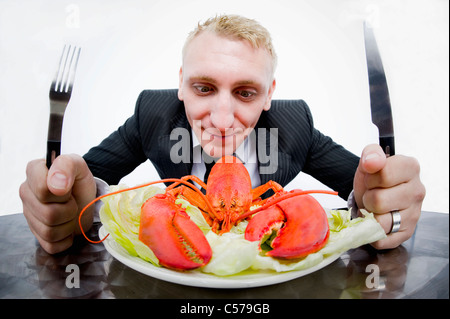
[204,128,240,144]
[210,133,234,142]
[195,124,248,157]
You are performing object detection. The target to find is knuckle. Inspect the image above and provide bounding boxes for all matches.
[19,182,28,201]
[40,238,73,255]
[39,204,61,226]
[409,156,421,175]
[370,240,386,250]
[25,159,38,177]
[39,225,59,243]
[364,190,384,212]
[371,238,400,250]
[414,183,426,203]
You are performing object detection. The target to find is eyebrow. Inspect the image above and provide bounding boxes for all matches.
[190,75,217,84]
[189,76,258,86]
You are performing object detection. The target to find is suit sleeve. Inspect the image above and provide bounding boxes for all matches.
[83,91,148,185]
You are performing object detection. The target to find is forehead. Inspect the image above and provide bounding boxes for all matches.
[182,32,273,84]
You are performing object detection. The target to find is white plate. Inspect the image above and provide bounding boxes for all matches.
[99,226,343,289]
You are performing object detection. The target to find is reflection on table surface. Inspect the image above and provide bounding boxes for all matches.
[0,211,448,299]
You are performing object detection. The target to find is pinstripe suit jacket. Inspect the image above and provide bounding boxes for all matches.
[83,89,359,199]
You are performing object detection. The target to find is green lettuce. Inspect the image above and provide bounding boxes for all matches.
[249,210,386,273]
[99,184,164,265]
[99,185,386,276]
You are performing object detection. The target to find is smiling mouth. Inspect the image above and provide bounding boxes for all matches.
[211,133,233,141]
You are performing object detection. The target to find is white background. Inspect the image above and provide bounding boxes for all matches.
[0,0,448,215]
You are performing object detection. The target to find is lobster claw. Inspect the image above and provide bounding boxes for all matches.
[245,194,329,259]
[139,194,212,270]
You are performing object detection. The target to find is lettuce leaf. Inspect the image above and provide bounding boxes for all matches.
[99,184,164,265]
[99,185,386,276]
[201,232,259,276]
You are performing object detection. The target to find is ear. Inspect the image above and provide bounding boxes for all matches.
[177,67,184,101]
[263,78,276,111]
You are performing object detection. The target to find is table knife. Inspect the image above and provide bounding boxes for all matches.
[363,21,395,156]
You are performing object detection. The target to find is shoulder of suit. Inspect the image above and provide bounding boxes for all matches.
[264,99,313,126]
[135,89,184,116]
[269,99,309,112]
[137,89,180,105]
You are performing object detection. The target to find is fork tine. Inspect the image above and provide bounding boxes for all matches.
[52,44,69,92]
[64,46,81,93]
[59,44,72,93]
[50,45,81,93]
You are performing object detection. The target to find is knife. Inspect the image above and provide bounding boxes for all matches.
[363,21,395,156]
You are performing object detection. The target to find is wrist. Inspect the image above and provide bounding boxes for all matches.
[93,177,109,223]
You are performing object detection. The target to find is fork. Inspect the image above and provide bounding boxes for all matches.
[46,45,81,168]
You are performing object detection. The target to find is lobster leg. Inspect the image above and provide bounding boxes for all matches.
[139,193,212,270]
[250,181,285,206]
[166,175,220,223]
[245,194,330,259]
[251,181,284,198]
[166,175,207,192]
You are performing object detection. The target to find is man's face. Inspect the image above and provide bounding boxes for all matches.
[178,31,276,158]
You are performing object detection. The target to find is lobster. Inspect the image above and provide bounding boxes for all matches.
[79,155,337,270]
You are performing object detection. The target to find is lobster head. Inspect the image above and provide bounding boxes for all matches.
[206,156,253,220]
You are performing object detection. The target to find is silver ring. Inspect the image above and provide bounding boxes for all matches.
[390,211,401,234]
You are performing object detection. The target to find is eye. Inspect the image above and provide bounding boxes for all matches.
[193,85,214,95]
[235,89,256,100]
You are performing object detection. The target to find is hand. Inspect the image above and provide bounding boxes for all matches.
[19,154,96,254]
[353,144,426,250]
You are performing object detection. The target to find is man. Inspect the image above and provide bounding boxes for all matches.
[20,15,425,254]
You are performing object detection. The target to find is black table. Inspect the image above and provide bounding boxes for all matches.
[0,211,448,299]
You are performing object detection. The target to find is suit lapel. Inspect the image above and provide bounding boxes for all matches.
[157,110,193,180]
[256,113,291,187]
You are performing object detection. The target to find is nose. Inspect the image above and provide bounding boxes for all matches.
[210,92,235,131]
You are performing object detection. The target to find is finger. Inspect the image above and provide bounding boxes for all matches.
[25,159,67,203]
[363,173,425,215]
[31,226,75,255]
[22,190,79,228]
[24,204,78,243]
[353,144,387,209]
[47,154,96,202]
[371,207,421,250]
[371,228,410,250]
[362,182,411,214]
[47,154,79,197]
[364,155,420,189]
[358,144,387,175]
[61,154,97,233]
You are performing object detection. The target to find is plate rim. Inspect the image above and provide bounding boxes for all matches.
[99,226,343,289]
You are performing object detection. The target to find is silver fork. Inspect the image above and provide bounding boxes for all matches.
[46,45,81,168]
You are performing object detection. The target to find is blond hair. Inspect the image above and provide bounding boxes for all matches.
[182,14,277,73]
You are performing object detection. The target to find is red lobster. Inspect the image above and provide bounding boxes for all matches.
[80,155,337,270]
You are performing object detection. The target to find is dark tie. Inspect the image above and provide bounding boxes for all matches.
[201,153,218,194]
[201,161,215,194]
[204,160,216,184]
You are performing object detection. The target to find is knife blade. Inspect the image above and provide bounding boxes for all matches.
[363,21,395,156]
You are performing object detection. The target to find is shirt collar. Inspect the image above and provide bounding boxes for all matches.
[191,129,256,165]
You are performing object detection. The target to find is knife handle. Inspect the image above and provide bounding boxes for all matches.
[46,140,61,169]
[379,136,395,157]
